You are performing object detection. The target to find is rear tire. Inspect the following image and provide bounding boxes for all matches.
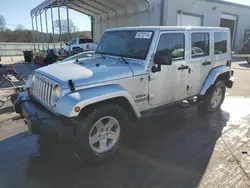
[75,104,128,164]
[197,81,226,112]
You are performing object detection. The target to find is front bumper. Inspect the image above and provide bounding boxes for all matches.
[13,95,74,139]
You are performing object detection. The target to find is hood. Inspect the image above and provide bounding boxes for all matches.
[35,57,146,89]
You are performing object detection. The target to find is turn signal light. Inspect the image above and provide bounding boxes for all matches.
[74,106,81,113]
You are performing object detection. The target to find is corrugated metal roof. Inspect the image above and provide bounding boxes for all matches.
[31,0,250,19]
[30,0,153,20]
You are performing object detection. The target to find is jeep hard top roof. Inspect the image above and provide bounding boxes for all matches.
[106,26,229,32]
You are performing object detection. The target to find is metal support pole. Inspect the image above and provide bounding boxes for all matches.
[100,17,102,37]
[51,6,55,51]
[35,15,40,52]
[31,16,36,51]
[91,16,94,40]
[57,0,62,49]
[45,9,49,49]
[180,0,184,26]
[66,0,70,42]
[40,12,45,51]
[66,0,70,54]
[160,0,164,26]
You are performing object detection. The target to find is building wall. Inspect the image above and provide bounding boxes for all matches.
[92,0,250,52]
[165,0,250,52]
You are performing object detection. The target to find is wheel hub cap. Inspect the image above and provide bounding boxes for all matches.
[211,87,223,108]
[89,116,120,154]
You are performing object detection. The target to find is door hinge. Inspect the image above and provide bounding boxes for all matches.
[186,85,192,91]
[148,94,155,101]
[149,75,155,81]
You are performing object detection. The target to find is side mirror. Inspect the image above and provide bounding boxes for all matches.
[152,50,173,73]
[154,50,173,65]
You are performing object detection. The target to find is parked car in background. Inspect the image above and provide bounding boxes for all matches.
[240,38,250,64]
[63,38,98,54]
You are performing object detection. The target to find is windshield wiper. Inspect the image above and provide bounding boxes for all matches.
[120,56,129,64]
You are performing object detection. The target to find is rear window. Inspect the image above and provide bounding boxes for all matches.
[214,32,227,55]
[79,38,93,44]
[79,39,86,44]
[87,39,93,43]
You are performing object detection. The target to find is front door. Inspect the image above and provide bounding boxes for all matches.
[187,31,212,96]
[69,39,78,51]
[149,31,189,106]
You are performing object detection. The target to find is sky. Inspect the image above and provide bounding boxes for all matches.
[0,0,250,32]
[0,0,91,31]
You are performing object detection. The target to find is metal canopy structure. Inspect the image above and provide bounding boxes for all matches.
[30,0,153,53]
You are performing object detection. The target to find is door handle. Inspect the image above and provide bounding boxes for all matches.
[202,61,211,66]
[178,65,189,70]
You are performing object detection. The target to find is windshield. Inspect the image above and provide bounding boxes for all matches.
[62,51,93,62]
[95,30,154,60]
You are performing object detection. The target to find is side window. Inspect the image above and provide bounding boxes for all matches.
[191,33,209,58]
[68,40,73,45]
[214,32,227,54]
[79,39,87,44]
[71,39,77,45]
[156,33,185,61]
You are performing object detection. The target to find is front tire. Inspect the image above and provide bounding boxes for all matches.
[75,104,128,164]
[197,81,226,112]
[247,57,250,64]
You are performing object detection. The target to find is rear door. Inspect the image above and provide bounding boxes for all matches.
[187,31,211,96]
[86,38,95,51]
[79,38,87,50]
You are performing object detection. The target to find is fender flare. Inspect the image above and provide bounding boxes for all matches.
[55,84,141,118]
[200,66,231,95]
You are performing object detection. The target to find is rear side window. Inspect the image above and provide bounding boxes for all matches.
[214,32,227,54]
[87,39,94,43]
[156,33,185,61]
[79,39,87,44]
[71,39,77,45]
[191,33,209,58]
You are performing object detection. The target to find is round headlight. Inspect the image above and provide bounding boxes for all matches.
[54,85,61,99]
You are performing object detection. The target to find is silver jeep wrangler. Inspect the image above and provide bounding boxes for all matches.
[14,26,234,163]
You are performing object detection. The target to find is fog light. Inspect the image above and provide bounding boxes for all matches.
[74,106,81,112]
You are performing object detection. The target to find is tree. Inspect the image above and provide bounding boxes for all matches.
[54,19,78,34]
[15,24,25,31]
[0,15,6,31]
